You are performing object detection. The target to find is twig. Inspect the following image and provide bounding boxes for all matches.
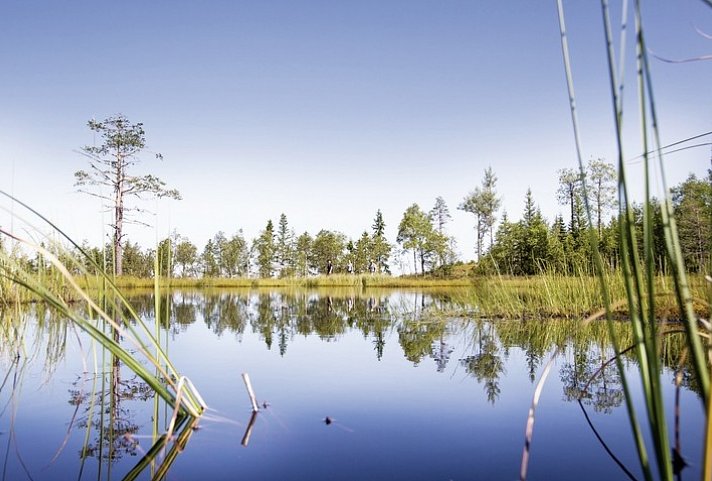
[520,355,556,481]
[242,373,260,413]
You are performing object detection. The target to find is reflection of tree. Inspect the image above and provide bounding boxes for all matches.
[173,294,197,327]
[353,296,392,361]
[251,293,277,349]
[72,354,151,461]
[589,361,624,414]
[560,344,623,414]
[197,292,249,337]
[118,291,704,409]
[460,326,504,404]
[432,336,453,373]
[308,296,347,339]
[398,320,445,365]
[275,294,292,356]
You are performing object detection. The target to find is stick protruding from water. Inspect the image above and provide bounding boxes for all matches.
[242,373,260,413]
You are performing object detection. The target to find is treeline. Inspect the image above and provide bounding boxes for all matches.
[479,167,712,276]
[1,163,709,280]
[37,210,395,279]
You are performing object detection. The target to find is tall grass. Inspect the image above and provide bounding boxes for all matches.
[547,1,712,480]
[0,192,206,420]
[461,273,707,320]
[91,273,473,290]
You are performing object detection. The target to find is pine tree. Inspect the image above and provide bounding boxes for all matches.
[74,115,180,275]
[371,210,391,274]
[275,213,295,277]
[255,220,276,278]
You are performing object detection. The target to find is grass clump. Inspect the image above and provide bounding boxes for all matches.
[0,192,206,420]
[525,2,712,481]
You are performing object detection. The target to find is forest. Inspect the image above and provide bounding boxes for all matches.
[3,162,708,281]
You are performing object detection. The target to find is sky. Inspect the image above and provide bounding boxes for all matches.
[0,1,710,272]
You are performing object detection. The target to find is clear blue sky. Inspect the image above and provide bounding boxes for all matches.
[1,1,710,271]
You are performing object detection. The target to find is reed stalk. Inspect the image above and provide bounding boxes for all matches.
[0,192,206,419]
[552,1,711,479]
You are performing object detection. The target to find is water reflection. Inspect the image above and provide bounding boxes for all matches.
[0,290,705,481]
[116,289,701,405]
[71,361,149,461]
[0,306,199,481]
[460,323,505,404]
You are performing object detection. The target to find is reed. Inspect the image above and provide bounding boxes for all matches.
[545,2,712,480]
[458,273,707,320]
[0,191,206,419]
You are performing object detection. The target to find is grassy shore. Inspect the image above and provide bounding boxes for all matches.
[4,269,708,320]
[80,272,709,320]
[99,273,474,289]
[459,273,709,320]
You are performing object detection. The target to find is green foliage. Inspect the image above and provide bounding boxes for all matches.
[347,231,370,273]
[275,213,295,277]
[156,237,172,278]
[429,196,451,234]
[294,232,312,277]
[223,230,250,277]
[397,203,443,275]
[371,209,391,274]
[586,158,617,234]
[122,241,152,277]
[671,173,712,272]
[310,229,346,274]
[484,190,553,275]
[201,239,220,277]
[254,220,276,278]
[175,238,198,277]
[556,167,583,234]
[459,167,500,260]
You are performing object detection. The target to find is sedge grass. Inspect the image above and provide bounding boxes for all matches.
[0,192,206,419]
[544,2,712,480]
[461,273,707,320]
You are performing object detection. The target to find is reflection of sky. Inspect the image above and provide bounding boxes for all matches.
[0,291,705,480]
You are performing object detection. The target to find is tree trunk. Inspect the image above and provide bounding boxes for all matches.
[570,190,575,233]
[114,152,125,276]
[476,213,482,261]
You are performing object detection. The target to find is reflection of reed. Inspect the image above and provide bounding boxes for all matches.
[67,349,201,480]
[122,414,200,481]
[0,346,32,480]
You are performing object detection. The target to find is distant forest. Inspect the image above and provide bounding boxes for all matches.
[4,161,709,279]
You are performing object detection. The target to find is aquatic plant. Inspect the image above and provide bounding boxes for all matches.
[521,2,712,480]
[0,192,206,420]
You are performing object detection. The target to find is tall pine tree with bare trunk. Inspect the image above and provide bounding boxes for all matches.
[75,114,181,276]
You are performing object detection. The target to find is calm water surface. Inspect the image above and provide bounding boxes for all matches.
[0,289,705,480]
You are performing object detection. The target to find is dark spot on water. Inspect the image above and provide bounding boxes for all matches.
[672,448,688,475]
[324,416,333,425]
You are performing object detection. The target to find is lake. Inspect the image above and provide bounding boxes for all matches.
[0,288,705,480]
